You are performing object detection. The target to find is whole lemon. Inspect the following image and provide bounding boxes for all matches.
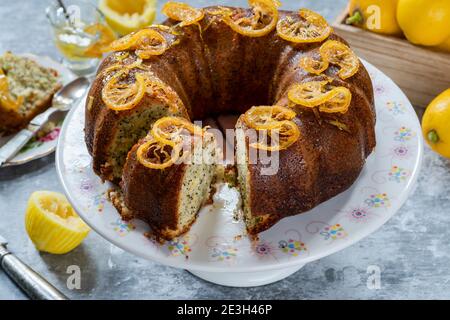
[397,0,450,46]
[422,89,450,158]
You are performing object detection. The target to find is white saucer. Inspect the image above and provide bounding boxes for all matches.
[56,60,423,287]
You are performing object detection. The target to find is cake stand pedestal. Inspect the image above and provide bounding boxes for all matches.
[188,264,305,287]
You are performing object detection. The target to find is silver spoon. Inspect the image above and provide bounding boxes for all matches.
[57,0,70,21]
[0,77,90,166]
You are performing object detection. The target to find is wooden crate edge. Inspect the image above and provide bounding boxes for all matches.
[332,8,450,108]
[332,9,450,60]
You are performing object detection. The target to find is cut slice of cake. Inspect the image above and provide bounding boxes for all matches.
[0,52,62,134]
[235,117,274,235]
[111,118,218,241]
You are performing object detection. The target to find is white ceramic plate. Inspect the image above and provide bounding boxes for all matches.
[0,54,76,167]
[56,60,423,284]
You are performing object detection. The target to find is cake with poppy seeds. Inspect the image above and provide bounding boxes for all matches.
[85,1,376,240]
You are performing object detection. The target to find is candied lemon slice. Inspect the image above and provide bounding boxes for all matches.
[102,71,147,111]
[25,191,90,254]
[134,29,168,58]
[162,2,204,27]
[288,81,352,114]
[136,138,181,169]
[106,31,139,51]
[277,9,332,43]
[151,116,202,147]
[243,105,296,130]
[318,87,352,114]
[0,95,23,111]
[99,0,157,36]
[287,80,335,107]
[134,30,169,58]
[250,120,300,151]
[320,40,359,79]
[223,0,279,37]
[243,105,300,151]
[106,28,168,58]
[299,54,329,75]
[84,23,117,58]
[0,69,24,111]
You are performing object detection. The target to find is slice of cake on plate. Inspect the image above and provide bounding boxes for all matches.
[0,52,62,135]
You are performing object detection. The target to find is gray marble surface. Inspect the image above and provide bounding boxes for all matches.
[0,0,448,300]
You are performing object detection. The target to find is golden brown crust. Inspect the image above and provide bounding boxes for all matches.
[85,48,190,181]
[239,100,373,234]
[120,139,187,239]
[86,6,376,239]
[241,34,375,234]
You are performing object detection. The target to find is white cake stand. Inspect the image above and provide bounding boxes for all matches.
[56,60,423,287]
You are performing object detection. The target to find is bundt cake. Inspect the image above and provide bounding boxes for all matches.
[85,1,376,241]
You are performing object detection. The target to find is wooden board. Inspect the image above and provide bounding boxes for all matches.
[333,10,450,108]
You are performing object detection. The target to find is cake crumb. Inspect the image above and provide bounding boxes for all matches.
[204,184,217,205]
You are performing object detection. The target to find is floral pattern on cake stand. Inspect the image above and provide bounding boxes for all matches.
[56,60,423,287]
